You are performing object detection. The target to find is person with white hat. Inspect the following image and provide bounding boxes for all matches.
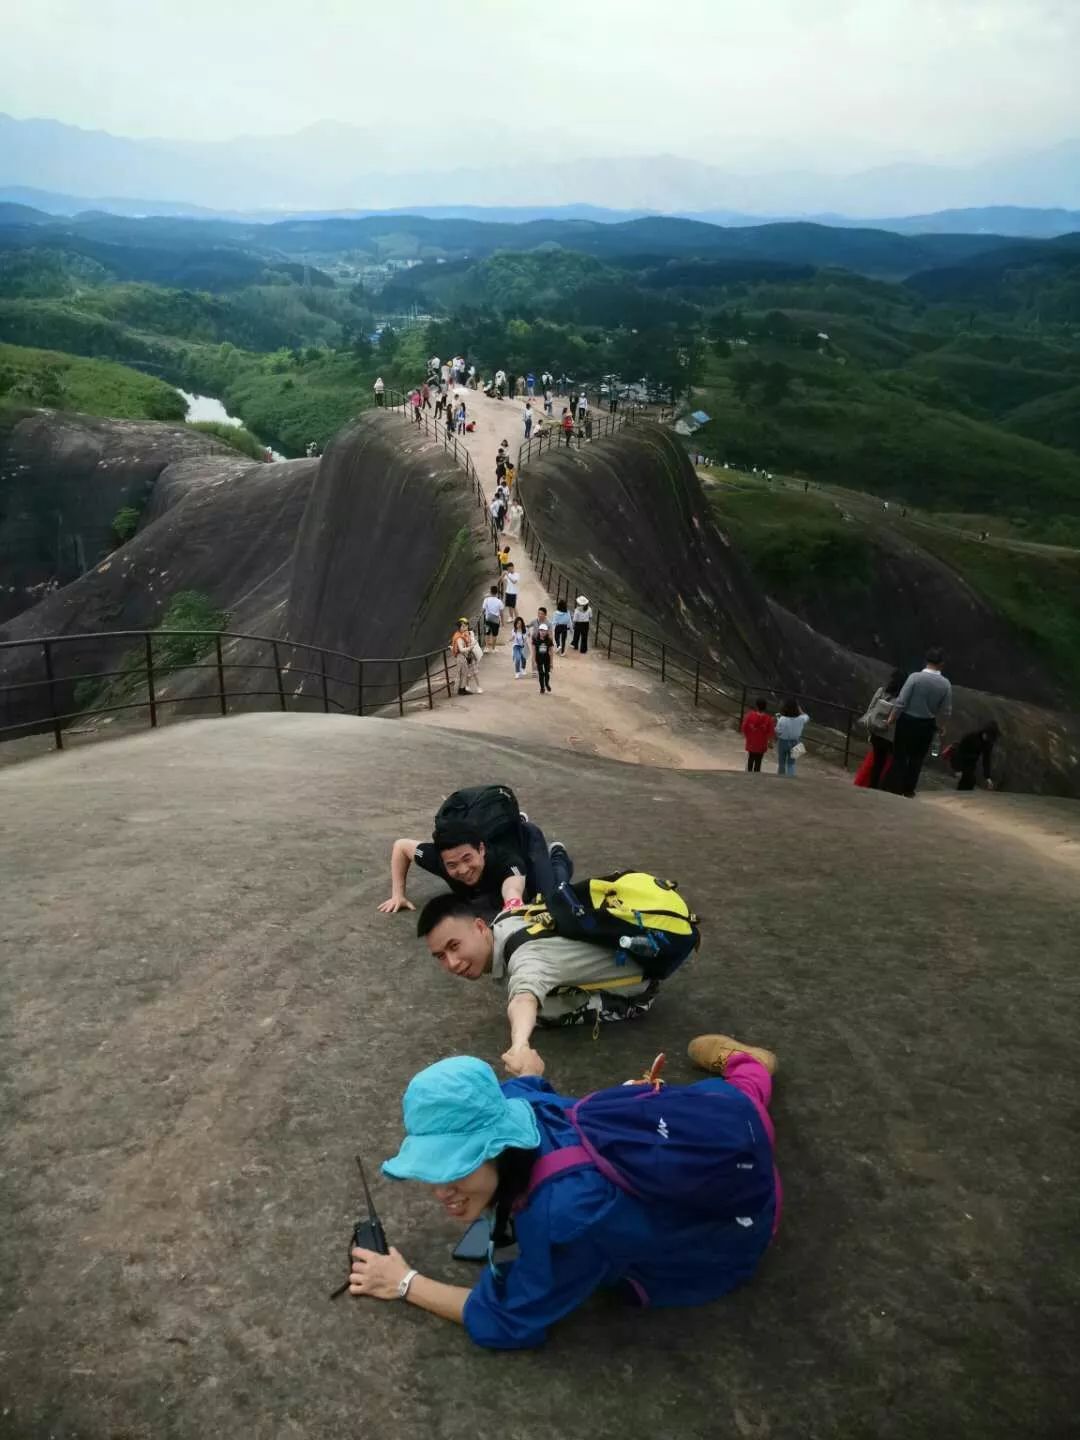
[571,597,593,654]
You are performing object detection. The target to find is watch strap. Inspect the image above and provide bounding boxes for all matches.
[397,1267,419,1300]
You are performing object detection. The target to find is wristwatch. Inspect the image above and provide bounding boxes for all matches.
[397,1268,419,1300]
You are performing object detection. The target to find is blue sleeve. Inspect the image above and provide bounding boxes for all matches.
[463,1228,612,1349]
[462,1169,618,1350]
[500,1076,557,1101]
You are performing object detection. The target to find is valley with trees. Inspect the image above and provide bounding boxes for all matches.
[2,202,1079,689]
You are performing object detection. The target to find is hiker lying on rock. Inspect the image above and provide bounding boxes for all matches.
[378,823,570,921]
[380,787,572,921]
[416,879,676,1077]
[346,1041,780,1349]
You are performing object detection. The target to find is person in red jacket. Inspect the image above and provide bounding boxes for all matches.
[740,697,776,773]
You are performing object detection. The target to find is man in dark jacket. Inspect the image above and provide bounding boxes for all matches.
[949,722,1000,791]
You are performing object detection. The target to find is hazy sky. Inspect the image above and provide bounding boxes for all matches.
[4,0,1079,169]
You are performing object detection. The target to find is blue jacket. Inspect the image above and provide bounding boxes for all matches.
[462,1077,776,1349]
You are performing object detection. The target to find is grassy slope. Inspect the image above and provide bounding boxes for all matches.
[708,477,1080,700]
[0,340,187,421]
[690,338,1080,522]
[0,301,426,454]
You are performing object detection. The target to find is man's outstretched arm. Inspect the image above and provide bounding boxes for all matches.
[502,993,543,1076]
[378,839,419,913]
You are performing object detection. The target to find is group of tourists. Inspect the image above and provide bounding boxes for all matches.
[739,698,811,776]
[737,651,999,793]
[365,784,779,1348]
[474,555,594,697]
[854,648,998,796]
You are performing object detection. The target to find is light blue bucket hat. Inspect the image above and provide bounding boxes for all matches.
[382,1056,541,1184]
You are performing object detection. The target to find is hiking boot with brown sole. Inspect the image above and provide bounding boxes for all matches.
[687,1034,778,1076]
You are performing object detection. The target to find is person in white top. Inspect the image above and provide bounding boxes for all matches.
[774,698,810,777]
[571,596,593,654]
[481,586,505,652]
[503,567,521,622]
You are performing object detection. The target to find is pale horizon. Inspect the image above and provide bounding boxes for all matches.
[3,0,1080,172]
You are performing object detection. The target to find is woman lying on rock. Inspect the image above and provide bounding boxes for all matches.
[346,1038,781,1349]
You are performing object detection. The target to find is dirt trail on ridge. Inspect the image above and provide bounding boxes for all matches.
[405,389,751,773]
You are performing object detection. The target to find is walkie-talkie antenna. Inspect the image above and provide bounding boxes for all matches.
[330,1151,390,1299]
[356,1155,376,1219]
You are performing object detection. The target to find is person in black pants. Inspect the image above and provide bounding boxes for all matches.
[885,649,952,797]
[571,597,592,654]
[888,715,936,796]
[532,623,553,694]
[950,722,999,791]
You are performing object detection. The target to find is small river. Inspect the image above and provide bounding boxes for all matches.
[179,391,285,461]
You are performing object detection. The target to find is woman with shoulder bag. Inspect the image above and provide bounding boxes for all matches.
[774,698,809,777]
[857,668,905,789]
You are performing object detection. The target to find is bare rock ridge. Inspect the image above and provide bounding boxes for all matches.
[282,411,491,710]
[0,407,235,624]
[0,410,490,734]
[520,425,1080,796]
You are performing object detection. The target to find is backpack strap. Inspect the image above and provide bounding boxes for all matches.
[521,1145,593,1205]
[501,915,552,965]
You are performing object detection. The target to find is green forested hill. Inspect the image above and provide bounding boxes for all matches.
[0,341,186,420]
[1,212,1080,516]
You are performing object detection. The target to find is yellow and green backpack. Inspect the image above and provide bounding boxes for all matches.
[503,871,701,981]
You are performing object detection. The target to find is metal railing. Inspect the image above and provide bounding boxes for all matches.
[385,387,498,545]
[517,403,675,469]
[512,417,860,767]
[0,628,458,752]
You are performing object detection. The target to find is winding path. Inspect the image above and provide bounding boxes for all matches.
[405,389,753,772]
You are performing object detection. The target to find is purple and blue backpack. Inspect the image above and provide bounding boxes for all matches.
[525,1079,775,1220]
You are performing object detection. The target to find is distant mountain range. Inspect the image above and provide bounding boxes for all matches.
[2,113,1079,221]
[2,184,1078,243]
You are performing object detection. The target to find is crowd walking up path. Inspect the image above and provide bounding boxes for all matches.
[405,388,758,772]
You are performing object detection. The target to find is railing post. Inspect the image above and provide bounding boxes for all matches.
[607,620,614,659]
[694,659,701,706]
[42,639,63,751]
[630,630,635,668]
[424,654,434,710]
[661,643,666,683]
[843,710,853,770]
[397,660,405,716]
[272,641,287,711]
[739,684,747,720]
[145,633,158,729]
[320,650,330,714]
[215,633,227,716]
[356,660,364,716]
[443,650,452,698]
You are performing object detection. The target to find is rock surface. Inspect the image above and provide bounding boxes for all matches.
[0,713,1076,1439]
[520,425,1080,796]
[0,406,233,623]
[0,410,491,737]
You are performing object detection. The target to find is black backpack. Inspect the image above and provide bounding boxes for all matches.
[433,785,522,849]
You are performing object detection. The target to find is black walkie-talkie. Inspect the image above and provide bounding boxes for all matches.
[330,1154,389,1299]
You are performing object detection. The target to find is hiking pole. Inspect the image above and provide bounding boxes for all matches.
[329,1154,390,1299]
